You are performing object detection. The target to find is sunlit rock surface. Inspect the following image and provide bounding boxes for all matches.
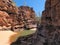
[0,11,11,27]
[18,6,37,29]
[0,0,19,31]
[0,0,37,31]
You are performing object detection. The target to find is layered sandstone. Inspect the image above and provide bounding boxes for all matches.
[0,0,18,14]
[0,0,18,30]
[18,6,37,29]
[0,0,36,31]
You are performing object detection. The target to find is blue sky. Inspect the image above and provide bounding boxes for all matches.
[13,0,46,16]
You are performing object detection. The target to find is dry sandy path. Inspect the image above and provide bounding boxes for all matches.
[0,31,17,45]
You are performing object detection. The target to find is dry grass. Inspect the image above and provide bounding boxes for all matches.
[9,30,36,43]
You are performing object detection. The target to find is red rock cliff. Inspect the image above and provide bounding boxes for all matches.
[0,0,36,31]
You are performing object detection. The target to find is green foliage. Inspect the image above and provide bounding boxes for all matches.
[17,30,36,37]
[10,30,36,42]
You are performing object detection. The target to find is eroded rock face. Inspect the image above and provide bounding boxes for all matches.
[0,0,18,14]
[0,0,18,30]
[18,6,37,29]
[0,0,36,31]
[0,11,11,26]
[37,0,60,45]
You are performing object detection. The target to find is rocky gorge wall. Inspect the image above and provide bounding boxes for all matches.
[0,0,36,31]
[11,0,60,45]
[37,0,60,45]
[18,6,37,30]
[0,0,18,31]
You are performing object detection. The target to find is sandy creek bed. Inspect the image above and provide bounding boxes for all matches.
[0,31,17,45]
